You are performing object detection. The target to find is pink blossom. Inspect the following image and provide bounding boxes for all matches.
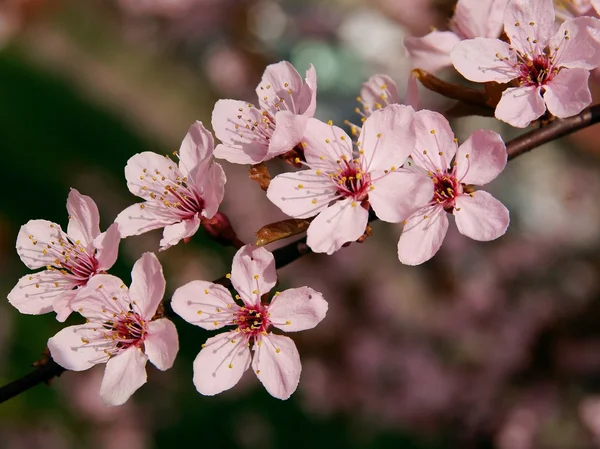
[8,189,120,321]
[398,110,510,265]
[554,0,598,20]
[451,0,600,127]
[211,61,317,164]
[404,0,510,73]
[115,121,226,250]
[267,105,432,255]
[171,245,327,400]
[48,252,179,406]
[354,74,419,121]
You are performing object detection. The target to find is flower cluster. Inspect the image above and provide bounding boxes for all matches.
[6,0,600,407]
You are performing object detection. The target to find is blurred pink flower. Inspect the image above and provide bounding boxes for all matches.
[451,0,600,127]
[267,105,431,255]
[212,61,317,164]
[48,252,179,406]
[172,245,328,399]
[115,121,225,250]
[355,73,419,122]
[398,110,509,265]
[9,189,120,321]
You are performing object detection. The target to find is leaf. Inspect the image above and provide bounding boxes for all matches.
[249,163,271,191]
[255,219,311,246]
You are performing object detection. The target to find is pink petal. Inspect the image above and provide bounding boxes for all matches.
[551,17,600,69]
[199,162,226,220]
[231,245,277,306]
[359,74,402,114]
[48,324,99,371]
[504,0,555,46]
[53,289,78,322]
[100,347,148,406]
[267,169,337,219]
[171,280,236,330]
[8,270,77,316]
[144,318,179,371]
[94,223,121,271]
[455,130,507,185]
[397,205,449,265]
[211,99,270,164]
[452,0,509,39]
[544,68,592,118]
[178,121,214,185]
[404,73,420,110]
[306,199,369,255]
[454,191,509,241]
[129,252,165,320]
[302,118,353,170]
[495,86,546,128]
[124,151,181,201]
[72,274,130,320]
[451,38,518,83]
[268,287,328,332]
[297,64,317,117]
[114,203,177,238]
[369,169,433,223]
[159,215,201,251]
[267,111,308,158]
[252,334,301,400]
[358,104,416,172]
[256,61,305,115]
[412,110,457,171]
[192,331,251,396]
[17,219,67,269]
[404,31,462,73]
[66,188,101,249]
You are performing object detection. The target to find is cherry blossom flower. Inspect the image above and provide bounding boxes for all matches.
[266,105,432,255]
[398,110,510,265]
[404,0,510,73]
[8,189,120,321]
[451,0,600,128]
[171,245,327,400]
[211,60,317,165]
[115,121,226,250]
[353,74,419,123]
[48,252,178,406]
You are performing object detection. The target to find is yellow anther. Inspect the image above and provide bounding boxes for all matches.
[275,348,281,354]
[226,273,231,279]
[327,120,333,125]
[286,320,291,325]
[253,274,259,280]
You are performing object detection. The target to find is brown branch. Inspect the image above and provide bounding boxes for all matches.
[2,104,600,404]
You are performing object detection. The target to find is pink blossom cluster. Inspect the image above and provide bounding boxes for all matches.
[6,0,600,408]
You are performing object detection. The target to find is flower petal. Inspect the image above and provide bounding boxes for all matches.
[452,0,509,38]
[144,318,179,371]
[268,110,308,157]
[359,74,402,114]
[504,0,555,46]
[306,199,369,255]
[267,169,337,219]
[124,151,181,201]
[451,37,518,83]
[94,223,121,271]
[544,68,592,119]
[114,203,178,238]
[231,245,277,306]
[129,252,165,320]
[495,85,545,128]
[48,324,99,371]
[16,219,67,269]
[192,331,251,396]
[454,191,510,241]
[412,110,457,172]
[551,17,600,70]
[397,205,449,265]
[405,31,462,73]
[369,169,434,223]
[297,64,317,117]
[178,121,214,185]
[66,188,101,249]
[53,289,78,322]
[159,215,201,251]
[268,287,328,332]
[7,270,77,316]
[171,280,236,330]
[200,162,226,220]
[359,104,416,172]
[256,61,305,115]
[100,347,148,406]
[302,118,353,169]
[72,274,130,320]
[253,334,301,400]
[455,130,507,186]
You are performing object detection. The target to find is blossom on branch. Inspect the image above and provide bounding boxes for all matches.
[398,110,510,265]
[353,74,419,123]
[171,245,327,400]
[48,252,178,406]
[267,105,432,255]
[211,61,317,164]
[8,189,120,321]
[451,0,600,127]
[115,121,226,250]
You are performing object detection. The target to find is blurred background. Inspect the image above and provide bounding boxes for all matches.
[2,0,600,448]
